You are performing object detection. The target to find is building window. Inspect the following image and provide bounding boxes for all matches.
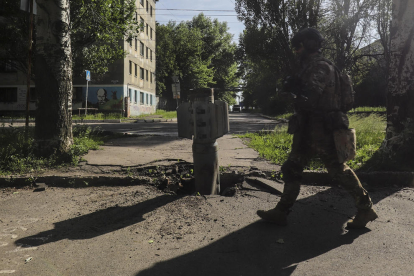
[135,38,137,51]
[150,72,153,83]
[29,87,37,102]
[129,61,132,75]
[150,95,153,105]
[140,42,144,56]
[129,89,132,102]
[0,87,18,103]
[146,0,149,13]
[150,50,152,61]
[134,63,137,77]
[146,70,149,81]
[134,90,138,103]
[140,92,144,104]
[0,60,16,72]
[150,28,153,40]
[146,93,149,105]
[146,24,149,35]
[135,12,138,21]
[150,5,153,17]
[74,87,83,100]
[140,0,144,6]
[140,17,144,32]
[140,67,144,80]
[146,47,149,59]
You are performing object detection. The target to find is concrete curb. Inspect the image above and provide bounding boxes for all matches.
[0,175,141,188]
[73,119,121,123]
[1,170,413,189]
[137,118,177,123]
[258,114,288,122]
[302,171,414,188]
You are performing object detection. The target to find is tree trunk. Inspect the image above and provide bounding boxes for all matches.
[385,0,414,153]
[35,0,73,155]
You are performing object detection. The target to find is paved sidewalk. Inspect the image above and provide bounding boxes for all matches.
[83,134,278,171]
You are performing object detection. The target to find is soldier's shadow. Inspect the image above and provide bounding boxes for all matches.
[135,185,394,276]
[135,216,369,276]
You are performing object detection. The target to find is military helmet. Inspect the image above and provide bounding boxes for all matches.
[291,28,324,53]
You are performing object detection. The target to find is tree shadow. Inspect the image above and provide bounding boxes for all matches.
[14,194,178,246]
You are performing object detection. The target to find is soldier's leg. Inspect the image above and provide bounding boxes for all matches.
[256,158,306,225]
[256,128,309,224]
[275,160,305,212]
[325,161,372,209]
[325,160,378,228]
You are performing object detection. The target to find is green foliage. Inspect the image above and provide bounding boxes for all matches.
[359,119,414,172]
[71,0,141,77]
[235,0,386,112]
[0,125,104,175]
[239,114,386,171]
[347,114,386,170]
[0,1,32,74]
[156,14,240,107]
[240,127,293,166]
[349,106,386,113]
[0,0,141,77]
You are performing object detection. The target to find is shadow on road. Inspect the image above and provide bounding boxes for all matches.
[14,183,400,276]
[135,210,369,276]
[15,194,179,246]
[134,185,398,276]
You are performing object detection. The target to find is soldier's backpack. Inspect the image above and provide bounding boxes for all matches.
[321,58,355,112]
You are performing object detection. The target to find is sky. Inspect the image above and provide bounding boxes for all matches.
[155,0,245,43]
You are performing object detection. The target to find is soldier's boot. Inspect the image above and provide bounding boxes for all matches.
[256,207,288,226]
[347,208,378,229]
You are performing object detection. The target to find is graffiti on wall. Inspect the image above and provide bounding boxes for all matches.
[84,87,124,111]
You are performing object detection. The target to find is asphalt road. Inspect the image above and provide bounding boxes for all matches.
[84,112,283,136]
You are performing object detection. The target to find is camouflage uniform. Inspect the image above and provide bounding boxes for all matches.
[276,53,373,213]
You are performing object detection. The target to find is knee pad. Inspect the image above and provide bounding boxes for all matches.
[281,160,303,182]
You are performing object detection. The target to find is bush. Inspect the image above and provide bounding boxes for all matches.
[0,125,104,175]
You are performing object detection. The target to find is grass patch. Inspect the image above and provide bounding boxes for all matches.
[0,125,109,175]
[133,109,177,119]
[349,106,386,113]
[72,113,122,120]
[239,113,386,171]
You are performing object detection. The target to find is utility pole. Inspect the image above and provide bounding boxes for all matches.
[25,0,34,132]
[85,70,90,115]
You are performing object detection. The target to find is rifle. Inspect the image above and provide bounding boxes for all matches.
[281,76,308,101]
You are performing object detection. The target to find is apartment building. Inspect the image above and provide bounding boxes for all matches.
[0,0,156,117]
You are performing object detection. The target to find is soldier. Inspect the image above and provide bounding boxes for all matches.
[257,28,378,229]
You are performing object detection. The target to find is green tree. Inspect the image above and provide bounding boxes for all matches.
[156,14,239,108]
[235,0,322,113]
[0,0,143,155]
[0,0,142,78]
[235,0,384,114]
[0,0,33,75]
[70,0,141,77]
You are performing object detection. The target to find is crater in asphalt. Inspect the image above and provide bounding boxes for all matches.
[128,163,247,197]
